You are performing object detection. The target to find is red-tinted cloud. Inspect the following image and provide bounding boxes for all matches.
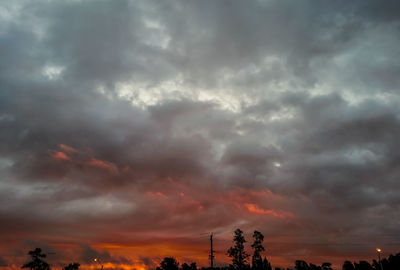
[59,144,78,153]
[244,203,293,219]
[52,151,70,161]
[87,158,118,172]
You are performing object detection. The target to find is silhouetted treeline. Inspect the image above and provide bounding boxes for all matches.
[21,248,79,270]
[148,228,400,270]
[156,253,400,270]
[225,229,272,270]
[21,236,400,270]
[288,253,400,270]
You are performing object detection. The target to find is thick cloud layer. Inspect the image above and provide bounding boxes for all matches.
[1,1,400,269]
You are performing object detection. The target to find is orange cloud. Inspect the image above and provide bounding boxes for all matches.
[244,203,293,219]
[59,144,78,153]
[52,151,70,161]
[87,158,117,172]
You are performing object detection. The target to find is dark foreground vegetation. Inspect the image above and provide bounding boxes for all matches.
[21,229,399,270]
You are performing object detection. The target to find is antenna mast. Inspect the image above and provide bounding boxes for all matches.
[209,233,215,269]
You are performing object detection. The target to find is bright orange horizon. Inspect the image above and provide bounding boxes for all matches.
[1,232,396,270]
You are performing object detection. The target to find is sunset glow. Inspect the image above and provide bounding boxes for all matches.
[52,151,71,161]
[244,204,293,219]
[1,1,400,270]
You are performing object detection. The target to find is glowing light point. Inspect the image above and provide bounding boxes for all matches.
[273,162,281,167]
[94,258,103,270]
[376,248,382,253]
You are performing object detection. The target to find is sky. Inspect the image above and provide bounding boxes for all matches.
[1,0,400,269]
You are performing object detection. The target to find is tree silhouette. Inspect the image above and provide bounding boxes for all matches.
[387,253,400,270]
[182,263,191,270]
[157,257,179,270]
[251,231,265,270]
[353,261,373,270]
[63,263,80,270]
[262,258,271,270]
[182,262,197,270]
[309,263,321,270]
[342,261,355,270]
[321,262,332,270]
[227,229,250,270]
[295,260,310,270]
[21,248,50,270]
[189,262,197,270]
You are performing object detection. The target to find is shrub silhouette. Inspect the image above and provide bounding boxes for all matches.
[157,257,179,270]
[21,248,50,270]
[63,263,80,270]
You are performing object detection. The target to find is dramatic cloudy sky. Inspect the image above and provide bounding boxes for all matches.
[1,0,400,269]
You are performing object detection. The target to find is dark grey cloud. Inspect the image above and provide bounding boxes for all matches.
[138,256,159,270]
[80,245,132,265]
[1,0,400,268]
[0,256,7,267]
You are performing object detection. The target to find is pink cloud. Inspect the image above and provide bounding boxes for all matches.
[52,151,70,161]
[244,203,293,219]
[59,144,78,153]
[87,158,118,172]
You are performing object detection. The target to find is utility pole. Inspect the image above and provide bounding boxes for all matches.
[209,233,215,269]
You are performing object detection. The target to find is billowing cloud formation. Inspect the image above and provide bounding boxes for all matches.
[1,0,400,269]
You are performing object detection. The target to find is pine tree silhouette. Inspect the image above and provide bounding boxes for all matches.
[21,248,50,270]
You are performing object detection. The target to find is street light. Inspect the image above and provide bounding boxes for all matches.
[94,258,103,270]
[376,248,383,270]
